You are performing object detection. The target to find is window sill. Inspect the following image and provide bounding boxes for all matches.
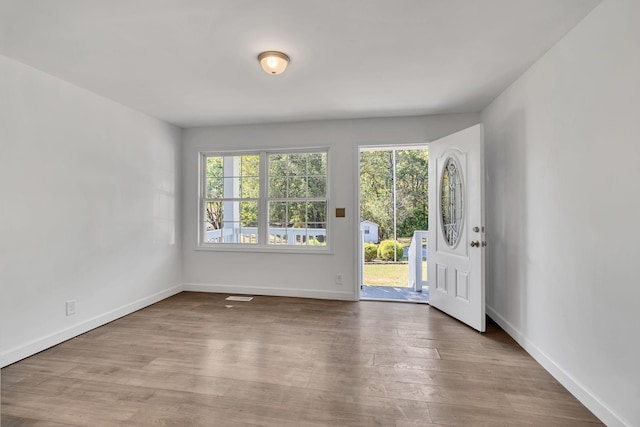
[195,244,334,255]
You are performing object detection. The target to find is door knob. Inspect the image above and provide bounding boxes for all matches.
[470,241,480,247]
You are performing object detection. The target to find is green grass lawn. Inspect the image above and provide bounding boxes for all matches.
[364,260,428,287]
[363,263,409,287]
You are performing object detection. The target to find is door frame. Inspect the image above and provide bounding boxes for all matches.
[354,143,430,301]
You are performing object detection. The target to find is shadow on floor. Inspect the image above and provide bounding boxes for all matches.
[360,285,429,303]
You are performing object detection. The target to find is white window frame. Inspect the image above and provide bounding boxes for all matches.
[197,147,332,253]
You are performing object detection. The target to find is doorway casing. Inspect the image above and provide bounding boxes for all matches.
[354,143,430,301]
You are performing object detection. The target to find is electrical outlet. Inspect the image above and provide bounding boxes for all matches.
[335,274,343,285]
[66,300,76,316]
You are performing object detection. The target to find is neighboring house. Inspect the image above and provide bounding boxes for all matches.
[360,220,379,243]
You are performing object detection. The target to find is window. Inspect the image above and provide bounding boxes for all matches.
[200,149,329,250]
[202,154,259,244]
[364,226,370,234]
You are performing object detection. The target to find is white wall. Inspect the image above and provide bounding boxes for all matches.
[0,55,183,367]
[482,1,639,425]
[181,114,479,299]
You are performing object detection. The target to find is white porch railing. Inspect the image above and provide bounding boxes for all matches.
[408,230,429,291]
[205,228,235,243]
[206,227,326,245]
[267,227,326,245]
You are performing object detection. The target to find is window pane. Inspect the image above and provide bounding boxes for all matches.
[269,177,287,198]
[441,157,463,247]
[288,153,307,176]
[218,222,236,243]
[206,154,261,200]
[240,201,258,227]
[206,177,223,199]
[222,177,238,198]
[205,201,223,230]
[308,223,327,245]
[268,202,287,245]
[288,177,307,198]
[269,154,287,178]
[207,201,246,234]
[269,201,287,227]
[307,176,326,198]
[241,177,259,198]
[287,202,306,224]
[238,216,258,243]
[215,222,236,244]
[287,222,306,245]
[306,201,326,223]
[269,153,287,163]
[206,157,223,178]
[204,227,225,244]
[241,155,260,177]
[204,201,226,243]
[308,153,326,174]
[238,226,258,244]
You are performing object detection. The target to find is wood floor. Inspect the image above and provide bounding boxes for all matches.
[1,292,603,426]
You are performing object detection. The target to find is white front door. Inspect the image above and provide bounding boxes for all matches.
[428,124,485,332]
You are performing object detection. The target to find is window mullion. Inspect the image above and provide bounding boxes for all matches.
[259,151,268,245]
[199,153,207,246]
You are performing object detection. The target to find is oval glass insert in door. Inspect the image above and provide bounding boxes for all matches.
[441,157,464,247]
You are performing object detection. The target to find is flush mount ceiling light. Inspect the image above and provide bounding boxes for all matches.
[258,51,290,75]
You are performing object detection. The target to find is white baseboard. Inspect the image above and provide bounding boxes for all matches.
[182,282,355,301]
[486,305,629,427]
[0,284,183,368]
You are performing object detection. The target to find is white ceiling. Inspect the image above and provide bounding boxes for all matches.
[0,0,600,128]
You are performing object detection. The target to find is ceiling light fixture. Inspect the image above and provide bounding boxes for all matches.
[258,51,290,75]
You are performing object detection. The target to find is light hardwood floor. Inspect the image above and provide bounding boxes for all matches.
[1,292,603,426]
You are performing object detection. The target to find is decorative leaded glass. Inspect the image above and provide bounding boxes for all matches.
[441,157,463,246]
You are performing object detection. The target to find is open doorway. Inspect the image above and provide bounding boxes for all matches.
[358,146,429,303]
